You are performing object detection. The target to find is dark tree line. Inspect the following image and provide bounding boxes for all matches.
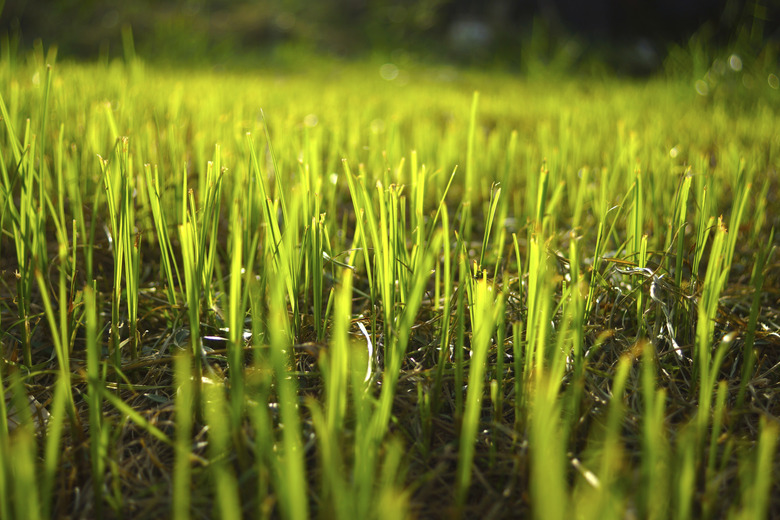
[0,0,776,71]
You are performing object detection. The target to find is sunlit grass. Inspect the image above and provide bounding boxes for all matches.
[0,47,778,519]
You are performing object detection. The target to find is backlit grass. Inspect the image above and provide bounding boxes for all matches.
[0,49,779,519]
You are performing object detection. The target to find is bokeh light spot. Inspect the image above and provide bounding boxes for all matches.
[380,63,399,81]
[729,54,742,71]
[370,119,386,134]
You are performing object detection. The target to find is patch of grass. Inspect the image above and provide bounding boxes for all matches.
[0,52,778,519]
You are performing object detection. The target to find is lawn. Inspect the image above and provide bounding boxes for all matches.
[1,48,779,519]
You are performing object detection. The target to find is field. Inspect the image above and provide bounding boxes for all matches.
[1,47,779,519]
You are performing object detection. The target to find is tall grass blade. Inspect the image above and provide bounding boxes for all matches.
[456,276,503,508]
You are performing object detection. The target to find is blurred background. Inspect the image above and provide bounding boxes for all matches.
[0,0,777,75]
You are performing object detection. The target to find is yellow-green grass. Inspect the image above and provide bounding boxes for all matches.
[0,51,778,519]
